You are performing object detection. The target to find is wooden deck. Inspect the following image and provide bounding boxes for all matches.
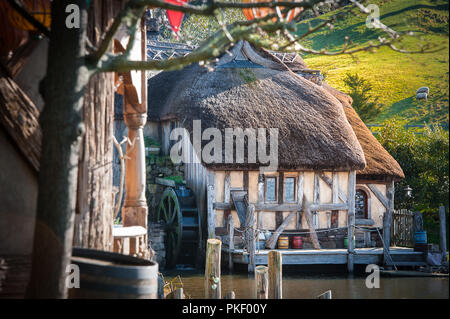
[223,247,426,267]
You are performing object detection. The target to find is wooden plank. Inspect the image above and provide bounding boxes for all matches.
[265,212,297,249]
[368,184,389,209]
[243,170,249,191]
[257,174,264,203]
[207,171,216,239]
[214,202,348,212]
[320,172,347,203]
[309,203,348,211]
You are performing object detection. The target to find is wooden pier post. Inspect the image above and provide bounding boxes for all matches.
[347,171,356,273]
[227,214,234,271]
[268,250,282,299]
[317,290,332,299]
[205,238,221,299]
[439,206,447,260]
[255,266,268,299]
[246,204,256,273]
[225,291,236,299]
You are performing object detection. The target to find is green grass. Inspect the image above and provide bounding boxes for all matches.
[297,0,449,124]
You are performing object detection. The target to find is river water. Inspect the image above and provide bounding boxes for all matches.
[163,267,449,299]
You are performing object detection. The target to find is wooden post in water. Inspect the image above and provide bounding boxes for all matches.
[268,250,282,299]
[225,291,236,299]
[317,290,332,299]
[175,288,184,299]
[255,266,268,299]
[205,238,221,299]
[439,206,447,261]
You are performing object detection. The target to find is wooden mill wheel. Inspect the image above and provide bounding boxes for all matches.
[157,187,201,268]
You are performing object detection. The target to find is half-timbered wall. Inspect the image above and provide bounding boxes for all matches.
[213,170,351,231]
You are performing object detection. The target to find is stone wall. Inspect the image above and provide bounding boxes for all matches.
[148,222,166,270]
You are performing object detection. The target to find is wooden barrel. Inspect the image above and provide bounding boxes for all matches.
[414,231,427,244]
[291,236,303,249]
[70,248,158,299]
[277,236,289,249]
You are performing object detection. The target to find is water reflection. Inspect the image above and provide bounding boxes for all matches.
[163,268,449,299]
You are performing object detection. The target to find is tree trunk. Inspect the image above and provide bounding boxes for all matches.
[27,0,90,298]
[73,0,120,251]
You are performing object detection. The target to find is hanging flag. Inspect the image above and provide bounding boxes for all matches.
[165,0,188,33]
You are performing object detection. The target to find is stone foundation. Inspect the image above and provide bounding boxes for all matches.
[148,222,166,269]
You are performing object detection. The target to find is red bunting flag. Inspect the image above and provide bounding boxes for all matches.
[165,0,187,33]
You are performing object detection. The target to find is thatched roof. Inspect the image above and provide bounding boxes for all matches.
[322,83,404,180]
[148,42,366,171]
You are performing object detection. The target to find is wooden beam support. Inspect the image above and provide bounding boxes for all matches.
[207,171,216,239]
[246,204,256,273]
[265,212,296,249]
[320,172,347,203]
[214,202,348,212]
[368,184,389,210]
[297,172,304,229]
[302,196,321,249]
[276,172,284,228]
[347,171,356,273]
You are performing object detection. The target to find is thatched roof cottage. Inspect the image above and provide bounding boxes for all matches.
[140,41,404,270]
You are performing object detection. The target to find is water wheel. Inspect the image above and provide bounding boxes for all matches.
[157,187,201,268]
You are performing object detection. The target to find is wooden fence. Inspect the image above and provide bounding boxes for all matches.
[391,209,415,247]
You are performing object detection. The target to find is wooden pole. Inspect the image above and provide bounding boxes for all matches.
[224,291,236,299]
[347,171,356,273]
[255,266,268,299]
[268,250,282,299]
[227,214,234,271]
[205,238,221,299]
[317,290,332,299]
[439,206,447,260]
[246,204,256,273]
[175,288,184,299]
[207,171,216,239]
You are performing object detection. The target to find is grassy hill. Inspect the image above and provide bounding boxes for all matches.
[298,0,449,125]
